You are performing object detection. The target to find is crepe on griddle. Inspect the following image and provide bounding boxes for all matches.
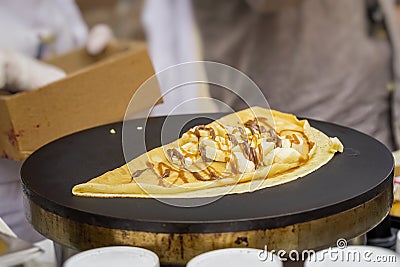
[72,107,343,198]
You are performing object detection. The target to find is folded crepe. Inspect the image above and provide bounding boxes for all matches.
[72,107,343,198]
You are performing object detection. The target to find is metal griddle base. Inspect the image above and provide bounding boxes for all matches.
[31,187,390,266]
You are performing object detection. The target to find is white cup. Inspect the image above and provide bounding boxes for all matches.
[304,245,400,267]
[396,231,400,254]
[187,248,283,267]
[62,246,159,267]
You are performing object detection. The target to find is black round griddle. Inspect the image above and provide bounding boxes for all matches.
[21,113,394,234]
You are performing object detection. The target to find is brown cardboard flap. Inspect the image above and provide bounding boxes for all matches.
[0,41,160,161]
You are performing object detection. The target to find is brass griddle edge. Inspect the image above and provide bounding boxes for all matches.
[25,183,393,265]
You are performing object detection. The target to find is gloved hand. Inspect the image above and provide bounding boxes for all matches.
[86,24,114,56]
[0,24,114,93]
[0,50,66,92]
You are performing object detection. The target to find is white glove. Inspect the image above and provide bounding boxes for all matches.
[86,24,114,56]
[0,50,66,92]
[0,24,113,93]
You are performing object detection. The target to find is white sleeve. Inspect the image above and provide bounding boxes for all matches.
[0,9,39,57]
[142,0,216,115]
[0,0,88,58]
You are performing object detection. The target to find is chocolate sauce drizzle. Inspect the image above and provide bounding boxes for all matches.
[131,168,149,178]
[194,125,216,139]
[130,116,309,185]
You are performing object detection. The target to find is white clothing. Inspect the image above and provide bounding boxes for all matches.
[0,0,88,59]
[0,0,88,242]
[142,0,217,116]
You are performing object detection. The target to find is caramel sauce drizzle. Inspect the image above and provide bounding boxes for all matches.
[227,133,238,146]
[191,166,221,181]
[179,145,199,158]
[208,166,222,177]
[250,147,258,166]
[244,119,264,135]
[156,162,189,186]
[132,116,312,186]
[256,117,275,131]
[142,161,166,187]
[237,127,248,141]
[162,168,170,178]
[178,170,189,183]
[291,134,301,144]
[236,117,311,168]
[278,129,312,163]
[194,125,216,140]
[244,118,282,148]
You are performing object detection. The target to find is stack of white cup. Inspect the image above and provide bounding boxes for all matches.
[63,246,159,267]
[397,230,400,254]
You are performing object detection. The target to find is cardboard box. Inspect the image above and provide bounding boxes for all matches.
[0,41,160,161]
